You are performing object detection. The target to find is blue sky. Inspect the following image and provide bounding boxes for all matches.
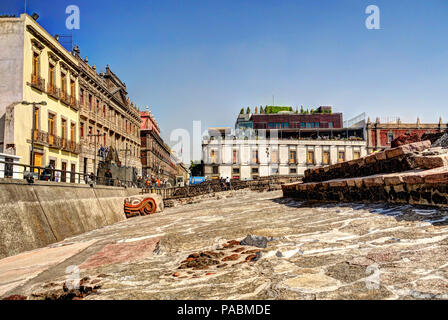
[2,0,448,144]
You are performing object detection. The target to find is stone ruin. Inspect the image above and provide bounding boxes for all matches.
[283,139,448,207]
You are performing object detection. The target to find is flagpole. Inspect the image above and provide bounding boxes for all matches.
[24,0,27,14]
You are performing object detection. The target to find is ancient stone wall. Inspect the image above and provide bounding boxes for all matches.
[283,167,448,207]
[303,141,434,183]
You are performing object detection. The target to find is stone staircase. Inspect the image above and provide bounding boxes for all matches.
[283,141,448,207]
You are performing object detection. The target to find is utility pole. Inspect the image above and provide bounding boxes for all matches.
[88,132,106,183]
[22,101,47,173]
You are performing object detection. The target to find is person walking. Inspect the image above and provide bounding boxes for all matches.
[105,169,113,186]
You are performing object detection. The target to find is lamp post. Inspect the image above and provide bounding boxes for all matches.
[22,101,47,172]
[88,132,106,182]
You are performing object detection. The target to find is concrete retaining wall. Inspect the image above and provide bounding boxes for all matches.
[0,179,132,259]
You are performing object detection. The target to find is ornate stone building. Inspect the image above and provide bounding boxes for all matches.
[366,117,447,152]
[73,47,142,178]
[140,108,178,184]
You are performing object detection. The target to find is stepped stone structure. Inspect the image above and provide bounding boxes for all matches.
[283,140,448,207]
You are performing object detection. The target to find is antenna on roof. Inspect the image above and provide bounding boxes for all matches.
[24,0,26,14]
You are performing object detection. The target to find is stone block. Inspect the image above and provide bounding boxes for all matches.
[384,175,403,186]
[414,155,448,170]
[424,172,448,184]
[374,151,387,161]
[329,180,347,188]
[363,176,384,187]
[365,155,377,164]
[402,174,424,185]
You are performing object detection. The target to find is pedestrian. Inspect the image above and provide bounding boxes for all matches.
[105,169,113,186]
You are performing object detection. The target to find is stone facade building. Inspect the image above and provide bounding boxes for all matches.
[366,117,447,152]
[0,14,80,180]
[203,107,367,180]
[140,108,177,184]
[74,49,142,178]
[203,130,367,180]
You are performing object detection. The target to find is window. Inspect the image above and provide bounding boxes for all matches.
[48,114,55,144]
[32,52,39,82]
[301,122,305,128]
[252,167,259,174]
[289,149,297,164]
[290,168,297,174]
[353,151,361,160]
[329,122,334,128]
[271,167,279,174]
[251,149,259,164]
[271,149,278,163]
[70,80,75,104]
[306,123,311,128]
[88,126,93,142]
[61,119,67,143]
[48,64,55,91]
[80,122,85,138]
[307,150,315,164]
[61,72,67,98]
[71,123,75,141]
[387,132,394,144]
[232,149,238,163]
[88,94,92,111]
[315,122,320,128]
[33,107,39,130]
[210,150,216,163]
[338,151,345,163]
[80,89,84,105]
[212,166,218,174]
[322,151,330,165]
[232,168,240,174]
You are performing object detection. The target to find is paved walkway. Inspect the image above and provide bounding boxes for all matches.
[2,190,448,300]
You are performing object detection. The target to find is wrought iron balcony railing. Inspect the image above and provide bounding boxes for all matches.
[47,84,60,100]
[29,74,45,92]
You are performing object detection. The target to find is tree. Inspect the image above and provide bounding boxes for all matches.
[255,106,258,114]
[300,105,304,114]
[189,161,204,177]
[240,108,244,114]
[246,107,251,114]
[260,106,264,114]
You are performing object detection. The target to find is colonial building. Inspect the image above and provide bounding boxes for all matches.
[140,108,178,184]
[203,106,367,180]
[73,48,142,178]
[366,117,447,152]
[0,14,80,180]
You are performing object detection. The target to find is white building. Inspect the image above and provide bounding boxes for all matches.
[202,128,367,180]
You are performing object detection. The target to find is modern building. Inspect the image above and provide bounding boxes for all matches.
[366,117,447,152]
[74,48,142,178]
[0,14,81,180]
[203,106,367,180]
[140,108,178,184]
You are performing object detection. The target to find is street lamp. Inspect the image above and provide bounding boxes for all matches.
[22,101,47,172]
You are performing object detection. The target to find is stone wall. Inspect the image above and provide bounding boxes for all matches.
[150,176,301,201]
[303,141,433,183]
[283,167,448,207]
[0,179,143,259]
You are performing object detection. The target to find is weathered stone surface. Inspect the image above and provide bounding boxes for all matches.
[414,155,448,170]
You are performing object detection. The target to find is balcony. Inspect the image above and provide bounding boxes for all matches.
[29,74,45,92]
[69,95,79,111]
[48,134,62,149]
[31,129,48,145]
[60,90,70,106]
[47,84,60,100]
[62,139,80,154]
